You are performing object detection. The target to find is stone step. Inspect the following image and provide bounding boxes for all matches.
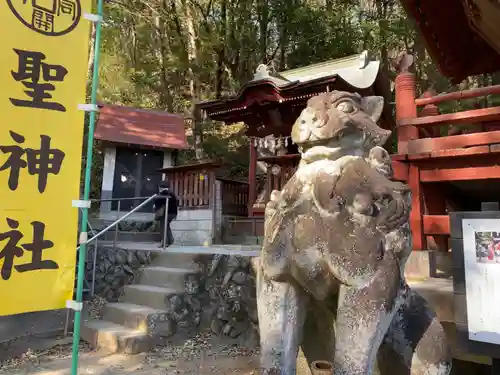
[222,235,264,245]
[121,284,182,310]
[81,319,150,354]
[102,302,173,336]
[140,266,198,289]
[100,231,161,243]
[407,277,454,323]
[152,252,198,268]
[111,242,260,257]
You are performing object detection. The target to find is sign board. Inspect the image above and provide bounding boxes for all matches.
[451,212,500,358]
[0,0,91,316]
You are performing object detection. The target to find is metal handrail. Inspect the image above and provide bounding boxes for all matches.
[74,191,170,322]
[67,193,172,337]
[85,217,98,296]
[91,196,155,203]
[77,193,163,248]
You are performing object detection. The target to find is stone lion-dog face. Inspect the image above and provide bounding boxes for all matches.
[291,91,391,163]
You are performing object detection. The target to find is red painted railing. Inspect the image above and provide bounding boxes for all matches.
[394,71,500,251]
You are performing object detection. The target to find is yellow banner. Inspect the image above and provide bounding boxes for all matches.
[0,0,91,316]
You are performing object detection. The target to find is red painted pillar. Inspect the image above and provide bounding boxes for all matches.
[395,73,423,251]
[248,139,257,217]
[409,164,425,251]
[395,72,418,154]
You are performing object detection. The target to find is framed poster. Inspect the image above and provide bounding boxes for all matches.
[463,219,500,345]
[451,211,500,359]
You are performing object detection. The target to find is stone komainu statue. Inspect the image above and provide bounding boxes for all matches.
[256,91,451,375]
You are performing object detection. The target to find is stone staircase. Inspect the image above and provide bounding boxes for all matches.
[81,217,202,354]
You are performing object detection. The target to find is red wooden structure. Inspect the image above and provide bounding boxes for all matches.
[392,0,500,252]
[199,52,394,217]
[393,72,500,251]
[398,0,500,83]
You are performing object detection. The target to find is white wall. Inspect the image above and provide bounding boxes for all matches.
[162,152,173,180]
[170,208,214,246]
[99,146,116,214]
[170,181,223,246]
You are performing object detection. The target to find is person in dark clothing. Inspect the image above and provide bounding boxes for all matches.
[154,181,178,247]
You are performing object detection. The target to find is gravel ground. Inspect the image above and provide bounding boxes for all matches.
[0,332,261,375]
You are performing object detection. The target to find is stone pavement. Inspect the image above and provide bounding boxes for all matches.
[0,334,261,375]
[0,310,67,361]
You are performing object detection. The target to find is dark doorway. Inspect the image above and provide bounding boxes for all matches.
[111,147,164,212]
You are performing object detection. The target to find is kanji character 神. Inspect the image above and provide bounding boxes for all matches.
[10,49,68,112]
[0,131,65,193]
[0,218,58,281]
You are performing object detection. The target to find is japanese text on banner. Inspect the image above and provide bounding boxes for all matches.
[0,0,91,316]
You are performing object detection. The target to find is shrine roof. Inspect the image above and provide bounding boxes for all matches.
[95,104,189,150]
[278,52,379,87]
[399,0,500,82]
[199,51,385,122]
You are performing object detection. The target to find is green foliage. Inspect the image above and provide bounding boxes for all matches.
[85,0,496,190]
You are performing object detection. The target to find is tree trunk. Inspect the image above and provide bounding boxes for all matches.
[86,21,96,93]
[376,0,392,92]
[154,2,175,112]
[258,0,269,63]
[182,0,203,160]
[215,0,227,99]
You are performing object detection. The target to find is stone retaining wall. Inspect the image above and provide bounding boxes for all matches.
[88,247,153,302]
[189,254,258,340]
[87,250,258,341]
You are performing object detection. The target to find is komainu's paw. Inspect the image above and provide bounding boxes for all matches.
[265,190,282,221]
[270,189,281,202]
[367,146,393,179]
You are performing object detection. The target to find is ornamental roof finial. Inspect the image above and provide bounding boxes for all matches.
[253,64,271,81]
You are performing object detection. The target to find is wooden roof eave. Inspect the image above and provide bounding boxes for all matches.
[203,76,338,108]
[158,160,223,173]
[198,79,300,114]
[399,0,500,82]
[200,72,392,124]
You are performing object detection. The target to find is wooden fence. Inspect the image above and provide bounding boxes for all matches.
[161,162,249,215]
[218,178,249,216]
[162,161,221,210]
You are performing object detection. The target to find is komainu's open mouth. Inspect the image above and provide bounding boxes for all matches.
[300,145,343,163]
[298,127,365,163]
